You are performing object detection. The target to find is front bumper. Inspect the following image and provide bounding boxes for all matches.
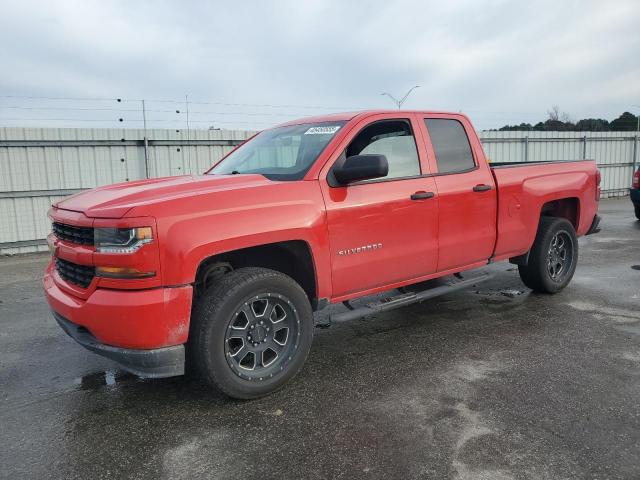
[44,263,193,377]
[54,312,185,378]
[44,263,192,349]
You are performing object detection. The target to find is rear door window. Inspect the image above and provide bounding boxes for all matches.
[424,119,475,174]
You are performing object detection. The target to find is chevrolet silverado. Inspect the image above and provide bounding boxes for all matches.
[44,110,601,398]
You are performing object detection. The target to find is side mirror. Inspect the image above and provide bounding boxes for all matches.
[333,154,389,185]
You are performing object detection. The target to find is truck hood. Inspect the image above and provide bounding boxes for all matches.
[54,174,273,218]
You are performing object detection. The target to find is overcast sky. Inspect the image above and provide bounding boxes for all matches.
[1,0,639,131]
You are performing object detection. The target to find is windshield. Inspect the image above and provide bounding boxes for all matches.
[209,121,346,181]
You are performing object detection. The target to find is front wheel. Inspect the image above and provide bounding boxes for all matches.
[518,217,578,294]
[635,205,640,221]
[189,267,314,399]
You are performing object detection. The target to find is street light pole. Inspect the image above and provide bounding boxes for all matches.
[381,86,421,109]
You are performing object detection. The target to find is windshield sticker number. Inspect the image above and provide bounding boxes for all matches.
[304,126,341,135]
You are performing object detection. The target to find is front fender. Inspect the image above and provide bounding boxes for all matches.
[150,181,332,299]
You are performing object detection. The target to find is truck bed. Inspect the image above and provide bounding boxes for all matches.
[490,159,591,168]
[489,159,599,262]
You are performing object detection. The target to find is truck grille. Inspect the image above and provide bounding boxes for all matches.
[52,222,94,246]
[55,257,95,288]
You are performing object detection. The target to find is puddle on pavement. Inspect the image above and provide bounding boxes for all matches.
[75,370,137,390]
[615,324,640,336]
[474,288,525,299]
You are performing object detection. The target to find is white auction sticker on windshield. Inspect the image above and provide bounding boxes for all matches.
[304,126,341,135]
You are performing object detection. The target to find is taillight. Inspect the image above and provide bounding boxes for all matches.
[596,169,601,201]
[633,169,640,189]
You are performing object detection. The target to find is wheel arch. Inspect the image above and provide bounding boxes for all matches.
[539,197,580,229]
[193,240,320,309]
[510,197,580,266]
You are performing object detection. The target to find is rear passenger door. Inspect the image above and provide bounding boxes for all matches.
[421,116,497,272]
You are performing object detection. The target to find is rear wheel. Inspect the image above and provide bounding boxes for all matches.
[518,217,578,294]
[635,205,640,221]
[189,267,313,399]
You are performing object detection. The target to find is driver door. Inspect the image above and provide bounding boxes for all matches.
[319,114,439,300]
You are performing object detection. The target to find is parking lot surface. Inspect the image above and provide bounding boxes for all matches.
[1,198,639,479]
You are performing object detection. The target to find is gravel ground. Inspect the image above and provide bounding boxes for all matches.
[1,197,639,479]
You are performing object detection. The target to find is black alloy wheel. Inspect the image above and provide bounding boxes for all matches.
[546,231,574,282]
[224,294,300,381]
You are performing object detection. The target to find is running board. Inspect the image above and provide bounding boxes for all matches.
[326,272,493,325]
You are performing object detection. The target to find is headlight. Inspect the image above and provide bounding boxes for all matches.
[94,227,153,253]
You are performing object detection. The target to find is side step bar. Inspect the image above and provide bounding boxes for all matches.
[326,272,493,325]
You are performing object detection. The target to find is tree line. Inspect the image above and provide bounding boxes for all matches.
[497,106,639,131]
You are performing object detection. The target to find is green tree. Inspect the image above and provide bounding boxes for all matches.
[575,119,609,131]
[609,112,638,131]
[497,110,638,131]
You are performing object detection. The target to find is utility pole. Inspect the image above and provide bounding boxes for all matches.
[141,99,150,178]
[380,86,421,109]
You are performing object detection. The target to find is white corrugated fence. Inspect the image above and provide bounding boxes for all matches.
[0,127,637,254]
[0,127,253,254]
[480,131,637,197]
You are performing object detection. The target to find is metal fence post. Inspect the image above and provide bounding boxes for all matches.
[634,134,638,178]
[524,136,529,162]
[583,135,587,159]
[185,94,191,174]
[141,99,150,178]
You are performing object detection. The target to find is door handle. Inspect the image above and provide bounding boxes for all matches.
[473,184,492,192]
[410,191,435,200]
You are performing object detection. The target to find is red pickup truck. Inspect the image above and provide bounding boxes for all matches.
[44,110,601,398]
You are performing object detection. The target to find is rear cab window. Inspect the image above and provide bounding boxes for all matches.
[424,118,475,174]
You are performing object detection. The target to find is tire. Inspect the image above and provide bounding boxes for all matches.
[635,205,640,221]
[189,267,314,399]
[518,217,578,294]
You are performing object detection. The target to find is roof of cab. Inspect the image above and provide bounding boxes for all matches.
[274,110,463,128]
[275,111,364,127]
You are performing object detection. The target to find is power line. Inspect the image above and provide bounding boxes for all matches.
[188,110,313,117]
[1,105,142,112]
[0,94,355,111]
[0,105,316,117]
[0,94,562,116]
[0,95,120,102]
[116,97,350,110]
[167,99,346,110]
[0,117,274,125]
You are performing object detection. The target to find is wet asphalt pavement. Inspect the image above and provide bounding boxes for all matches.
[1,198,639,480]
